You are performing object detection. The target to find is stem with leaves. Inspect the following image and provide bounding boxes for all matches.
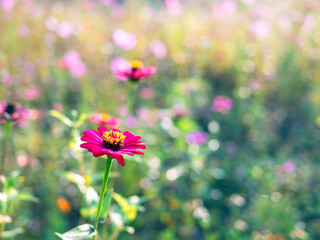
[93,156,113,239]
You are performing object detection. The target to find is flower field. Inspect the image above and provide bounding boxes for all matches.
[1,0,320,239]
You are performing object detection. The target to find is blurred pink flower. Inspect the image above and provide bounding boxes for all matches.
[186,131,208,145]
[137,108,159,128]
[18,24,30,37]
[17,153,39,168]
[139,88,155,99]
[45,16,59,31]
[251,20,272,39]
[101,0,113,6]
[52,103,64,113]
[171,106,190,118]
[211,96,233,114]
[126,115,138,128]
[242,0,257,5]
[83,0,96,9]
[89,113,120,128]
[112,29,137,50]
[2,73,14,86]
[149,39,167,60]
[111,58,156,82]
[25,88,40,101]
[212,0,238,20]
[56,21,75,38]
[118,105,127,117]
[283,161,295,173]
[60,51,86,78]
[23,62,35,75]
[1,0,14,11]
[28,109,44,121]
[0,102,29,128]
[165,0,183,16]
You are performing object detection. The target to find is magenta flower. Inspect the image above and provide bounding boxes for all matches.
[185,131,208,145]
[111,58,156,82]
[89,113,120,128]
[0,102,29,127]
[80,127,146,166]
[211,96,233,114]
[112,29,137,50]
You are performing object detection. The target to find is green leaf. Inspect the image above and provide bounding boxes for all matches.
[0,228,24,238]
[49,110,73,127]
[18,193,39,203]
[74,113,88,128]
[176,118,197,132]
[55,224,96,240]
[112,193,138,221]
[100,189,113,220]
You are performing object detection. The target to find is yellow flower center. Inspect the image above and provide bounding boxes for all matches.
[102,130,126,150]
[129,60,144,69]
[99,113,111,121]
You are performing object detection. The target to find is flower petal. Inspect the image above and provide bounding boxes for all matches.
[123,141,146,148]
[81,136,102,145]
[97,126,109,134]
[115,155,125,166]
[124,136,142,144]
[122,149,144,155]
[109,152,122,159]
[132,67,156,79]
[83,129,103,142]
[80,143,106,157]
[117,150,134,156]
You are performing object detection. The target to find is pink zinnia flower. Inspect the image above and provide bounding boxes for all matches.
[80,127,146,166]
[112,29,137,50]
[0,102,29,127]
[111,58,156,82]
[211,96,233,114]
[89,113,120,128]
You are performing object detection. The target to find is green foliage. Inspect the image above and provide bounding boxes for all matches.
[55,224,96,240]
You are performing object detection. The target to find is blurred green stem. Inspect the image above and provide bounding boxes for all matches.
[1,121,12,175]
[125,81,138,121]
[93,156,113,239]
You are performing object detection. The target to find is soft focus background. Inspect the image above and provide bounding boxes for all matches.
[1,0,320,239]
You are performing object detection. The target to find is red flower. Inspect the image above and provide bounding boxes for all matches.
[89,113,120,128]
[111,58,156,82]
[80,127,146,166]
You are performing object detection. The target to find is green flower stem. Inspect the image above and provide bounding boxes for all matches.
[125,81,138,120]
[1,121,12,175]
[93,156,113,239]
